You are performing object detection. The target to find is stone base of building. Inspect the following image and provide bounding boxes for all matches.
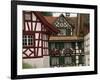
[23,56,50,69]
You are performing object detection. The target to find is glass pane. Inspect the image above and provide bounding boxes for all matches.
[51,57,59,66]
[66,29,71,36]
[79,55,84,64]
[23,35,27,46]
[64,57,72,65]
[49,42,55,50]
[55,42,64,50]
[59,29,66,35]
[64,43,71,48]
[72,42,75,49]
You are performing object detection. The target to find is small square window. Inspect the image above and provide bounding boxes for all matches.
[23,35,34,47]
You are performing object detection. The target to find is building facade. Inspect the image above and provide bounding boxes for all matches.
[22,11,90,68]
[22,11,59,68]
[84,33,90,66]
[44,13,90,67]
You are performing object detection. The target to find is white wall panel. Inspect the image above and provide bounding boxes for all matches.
[36,23,41,31]
[32,13,37,21]
[38,48,42,56]
[32,22,36,31]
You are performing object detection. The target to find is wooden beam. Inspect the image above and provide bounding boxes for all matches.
[31,12,33,31]
[37,33,41,56]
[26,22,31,31]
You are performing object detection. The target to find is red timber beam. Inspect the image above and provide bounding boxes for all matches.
[26,22,31,31]
[36,32,41,56]
[31,11,33,31]
[22,11,59,59]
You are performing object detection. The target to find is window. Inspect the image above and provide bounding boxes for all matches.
[58,28,72,36]
[64,43,72,49]
[66,28,72,36]
[23,35,34,46]
[55,42,64,50]
[77,42,84,50]
[23,35,27,46]
[79,55,84,65]
[50,56,59,67]
[59,29,66,35]
[72,42,75,49]
[49,42,55,50]
[64,56,72,65]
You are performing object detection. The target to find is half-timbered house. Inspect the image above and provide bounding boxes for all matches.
[22,11,89,68]
[22,11,59,68]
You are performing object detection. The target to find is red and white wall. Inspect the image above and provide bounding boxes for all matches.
[23,12,50,68]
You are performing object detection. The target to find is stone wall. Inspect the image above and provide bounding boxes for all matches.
[23,56,50,68]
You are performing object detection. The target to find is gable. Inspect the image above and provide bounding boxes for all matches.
[23,11,59,34]
[34,12,59,34]
[23,11,41,31]
[53,14,73,28]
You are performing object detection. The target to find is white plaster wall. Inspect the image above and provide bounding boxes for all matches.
[43,56,50,68]
[32,13,37,21]
[25,13,42,31]
[32,22,36,30]
[36,22,41,31]
[38,48,42,56]
[35,33,42,39]
[25,22,31,31]
[84,33,90,66]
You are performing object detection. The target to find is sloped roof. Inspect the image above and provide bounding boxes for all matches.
[44,15,77,28]
[44,16,57,24]
[65,17,77,28]
[33,11,59,34]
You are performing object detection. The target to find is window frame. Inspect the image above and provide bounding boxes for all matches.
[23,35,34,47]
